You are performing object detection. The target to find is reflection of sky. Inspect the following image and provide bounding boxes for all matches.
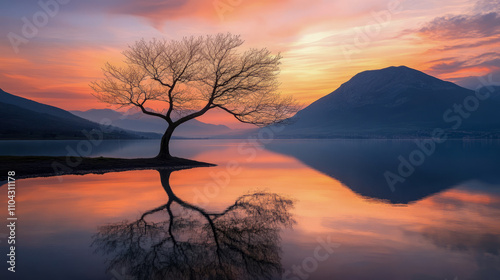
[1,0,500,127]
[1,140,499,279]
[0,139,228,158]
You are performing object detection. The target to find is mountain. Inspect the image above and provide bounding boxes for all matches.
[71,109,233,138]
[274,66,500,138]
[0,89,159,140]
[1,88,97,123]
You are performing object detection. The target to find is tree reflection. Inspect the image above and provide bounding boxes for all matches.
[92,169,295,280]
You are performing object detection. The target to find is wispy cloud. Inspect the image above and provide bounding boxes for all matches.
[394,1,500,87]
[474,0,500,13]
[437,36,500,51]
[417,12,500,40]
[428,52,500,72]
[0,0,499,115]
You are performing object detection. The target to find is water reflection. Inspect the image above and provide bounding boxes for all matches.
[2,140,500,279]
[266,140,500,204]
[0,139,226,158]
[92,169,295,280]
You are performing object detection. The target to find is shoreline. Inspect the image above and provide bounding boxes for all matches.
[0,156,215,181]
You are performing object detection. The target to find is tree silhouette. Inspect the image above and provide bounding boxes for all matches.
[92,169,295,280]
[90,34,298,158]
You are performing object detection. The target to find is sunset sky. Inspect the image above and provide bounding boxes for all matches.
[1,0,499,128]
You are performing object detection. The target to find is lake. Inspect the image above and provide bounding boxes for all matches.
[1,139,500,280]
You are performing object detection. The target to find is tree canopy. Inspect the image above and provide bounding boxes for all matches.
[90,33,298,158]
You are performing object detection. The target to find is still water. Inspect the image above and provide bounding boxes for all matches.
[1,139,499,280]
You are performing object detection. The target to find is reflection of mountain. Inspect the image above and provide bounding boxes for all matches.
[0,89,159,139]
[92,169,294,280]
[272,66,500,138]
[265,140,500,204]
[72,109,232,138]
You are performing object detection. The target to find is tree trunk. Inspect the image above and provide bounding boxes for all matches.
[156,125,175,159]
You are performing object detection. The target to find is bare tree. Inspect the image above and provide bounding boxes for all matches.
[92,169,295,280]
[90,33,298,159]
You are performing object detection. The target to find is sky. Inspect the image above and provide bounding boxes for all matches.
[1,0,499,128]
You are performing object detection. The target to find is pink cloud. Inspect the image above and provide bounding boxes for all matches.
[108,0,295,29]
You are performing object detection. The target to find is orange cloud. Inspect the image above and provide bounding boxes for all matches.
[0,42,125,110]
[1,0,499,125]
[109,0,295,29]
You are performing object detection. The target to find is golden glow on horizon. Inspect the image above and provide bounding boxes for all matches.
[1,0,499,126]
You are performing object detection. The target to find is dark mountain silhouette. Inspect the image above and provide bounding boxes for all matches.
[273,66,500,138]
[265,140,500,204]
[1,88,92,121]
[0,89,159,139]
[71,108,233,138]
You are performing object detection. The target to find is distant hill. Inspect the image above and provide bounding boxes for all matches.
[272,66,500,138]
[1,88,88,121]
[0,89,160,140]
[71,109,233,138]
